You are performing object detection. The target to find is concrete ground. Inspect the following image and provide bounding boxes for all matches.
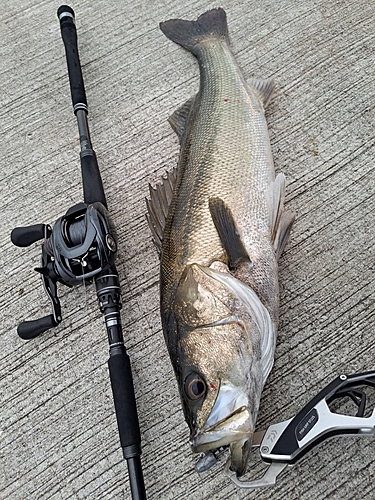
[1,1,374,499]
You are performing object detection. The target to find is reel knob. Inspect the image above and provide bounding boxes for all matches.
[17,315,58,340]
[11,224,47,247]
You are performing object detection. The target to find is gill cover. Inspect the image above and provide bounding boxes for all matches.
[175,263,275,381]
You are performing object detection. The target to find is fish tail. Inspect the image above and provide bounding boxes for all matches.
[160,8,229,55]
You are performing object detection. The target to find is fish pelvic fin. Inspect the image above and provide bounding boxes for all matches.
[146,167,177,254]
[274,211,295,260]
[209,197,251,271]
[160,8,229,56]
[269,173,295,259]
[168,96,196,142]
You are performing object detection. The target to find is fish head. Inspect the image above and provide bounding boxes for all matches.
[173,263,275,476]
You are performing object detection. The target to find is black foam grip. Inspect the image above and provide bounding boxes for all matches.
[57,5,87,108]
[108,353,142,450]
[18,315,56,340]
[11,224,45,247]
[81,154,107,207]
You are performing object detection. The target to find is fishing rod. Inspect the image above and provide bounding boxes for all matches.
[10,6,146,499]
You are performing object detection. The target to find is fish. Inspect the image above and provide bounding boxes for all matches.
[146,8,295,476]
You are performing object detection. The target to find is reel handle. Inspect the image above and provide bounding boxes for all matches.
[18,315,57,340]
[57,5,87,109]
[11,224,46,247]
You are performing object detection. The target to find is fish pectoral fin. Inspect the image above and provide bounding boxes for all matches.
[146,167,177,254]
[209,197,251,271]
[269,173,295,259]
[168,96,196,142]
[248,77,275,108]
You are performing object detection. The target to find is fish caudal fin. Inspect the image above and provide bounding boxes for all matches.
[269,173,295,259]
[209,197,251,271]
[160,8,229,55]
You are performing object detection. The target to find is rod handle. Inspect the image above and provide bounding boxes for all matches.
[81,153,107,207]
[11,224,46,247]
[57,5,87,109]
[108,352,142,452]
[108,352,146,499]
[17,315,57,339]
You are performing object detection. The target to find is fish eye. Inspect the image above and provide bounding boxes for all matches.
[185,373,207,400]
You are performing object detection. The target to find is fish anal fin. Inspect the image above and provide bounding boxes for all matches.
[168,96,196,142]
[209,197,251,271]
[248,77,275,108]
[146,167,177,255]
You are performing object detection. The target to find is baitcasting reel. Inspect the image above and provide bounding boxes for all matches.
[11,201,117,339]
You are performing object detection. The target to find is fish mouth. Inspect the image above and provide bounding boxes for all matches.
[191,382,253,475]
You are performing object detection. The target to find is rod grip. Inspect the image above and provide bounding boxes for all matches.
[17,315,57,339]
[57,5,87,109]
[108,352,142,455]
[81,153,107,207]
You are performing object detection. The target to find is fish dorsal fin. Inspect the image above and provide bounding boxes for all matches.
[209,197,251,270]
[147,97,195,253]
[269,173,295,259]
[248,77,275,108]
[146,167,177,254]
[168,96,196,141]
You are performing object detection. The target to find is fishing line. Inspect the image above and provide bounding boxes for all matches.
[81,263,88,317]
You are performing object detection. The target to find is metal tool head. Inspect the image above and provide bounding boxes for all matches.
[221,371,375,489]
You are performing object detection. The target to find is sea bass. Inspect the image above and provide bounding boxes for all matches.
[146,8,295,476]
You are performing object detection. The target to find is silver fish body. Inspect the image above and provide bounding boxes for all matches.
[147,8,294,476]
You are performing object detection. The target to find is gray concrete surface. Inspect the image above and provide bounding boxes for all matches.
[1,1,374,498]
